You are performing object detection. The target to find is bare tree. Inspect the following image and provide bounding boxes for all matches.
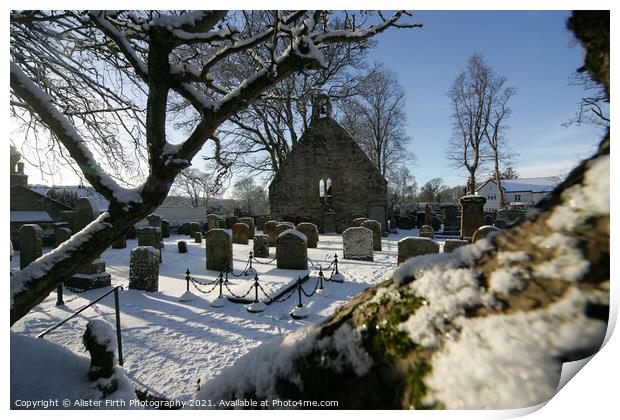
[340,63,414,177]
[172,166,226,208]
[232,178,269,216]
[446,54,514,197]
[563,71,609,129]
[388,165,417,209]
[418,177,446,203]
[9,10,418,325]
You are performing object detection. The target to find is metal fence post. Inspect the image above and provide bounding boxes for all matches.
[114,287,124,367]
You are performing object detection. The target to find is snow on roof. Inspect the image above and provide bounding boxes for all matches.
[476,177,560,194]
[29,185,110,211]
[10,211,53,222]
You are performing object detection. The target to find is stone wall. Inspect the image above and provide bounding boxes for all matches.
[268,117,388,233]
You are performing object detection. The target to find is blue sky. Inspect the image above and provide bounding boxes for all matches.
[364,10,606,187]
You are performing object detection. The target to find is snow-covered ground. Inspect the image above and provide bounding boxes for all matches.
[11,228,439,402]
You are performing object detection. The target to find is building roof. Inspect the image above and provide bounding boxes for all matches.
[10,211,53,223]
[476,177,560,194]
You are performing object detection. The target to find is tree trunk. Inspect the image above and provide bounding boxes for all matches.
[493,150,505,208]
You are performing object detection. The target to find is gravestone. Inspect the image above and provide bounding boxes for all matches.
[472,225,501,243]
[18,224,42,269]
[351,217,368,228]
[187,222,201,237]
[263,220,279,247]
[424,205,432,227]
[415,212,426,229]
[342,227,373,261]
[368,206,387,233]
[276,230,308,270]
[397,237,439,265]
[274,223,293,239]
[361,220,382,251]
[232,223,250,245]
[225,216,239,229]
[253,234,270,258]
[177,241,188,253]
[444,239,469,253]
[205,229,232,272]
[137,226,162,263]
[322,211,336,233]
[431,216,442,232]
[147,214,162,229]
[459,196,486,239]
[67,198,111,289]
[443,204,458,228]
[194,231,203,243]
[161,219,170,238]
[111,235,127,249]
[296,223,319,248]
[239,217,255,239]
[419,225,434,239]
[128,246,160,292]
[180,223,191,235]
[217,218,226,229]
[54,227,72,248]
[207,214,220,231]
[397,216,413,230]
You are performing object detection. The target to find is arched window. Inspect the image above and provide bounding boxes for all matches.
[319,179,325,204]
[325,178,332,206]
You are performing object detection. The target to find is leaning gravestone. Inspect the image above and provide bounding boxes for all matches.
[444,239,469,253]
[67,198,111,289]
[253,234,270,258]
[18,224,43,269]
[263,220,279,247]
[207,214,220,231]
[419,225,434,239]
[361,220,382,251]
[194,231,203,243]
[205,229,232,272]
[276,230,308,270]
[342,227,374,261]
[351,217,368,228]
[128,246,160,292]
[232,223,250,245]
[239,217,255,239]
[397,237,439,265]
[472,225,501,243]
[459,195,486,239]
[178,241,188,253]
[54,227,72,248]
[296,223,319,248]
[161,219,171,238]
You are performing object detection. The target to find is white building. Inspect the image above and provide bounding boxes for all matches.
[475,177,560,212]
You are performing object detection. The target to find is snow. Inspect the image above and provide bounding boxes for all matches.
[531,233,590,282]
[11,332,137,409]
[278,228,307,241]
[11,230,421,402]
[87,320,118,354]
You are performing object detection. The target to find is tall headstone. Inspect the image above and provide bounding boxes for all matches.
[322,211,336,233]
[187,222,201,237]
[232,223,250,245]
[397,237,439,265]
[207,214,220,231]
[360,220,382,251]
[239,217,255,239]
[415,212,426,229]
[205,229,232,272]
[296,223,319,248]
[342,227,373,261]
[276,230,308,270]
[18,224,42,269]
[128,246,160,292]
[459,196,486,239]
[67,198,111,289]
[424,205,432,227]
[263,220,279,247]
[253,234,270,258]
[161,219,171,238]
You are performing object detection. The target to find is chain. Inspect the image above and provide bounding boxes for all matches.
[228,260,251,278]
[191,277,220,294]
[300,276,320,298]
[224,282,255,300]
[307,255,335,271]
[189,275,219,287]
[268,286,298,304]
[252,255,277,265]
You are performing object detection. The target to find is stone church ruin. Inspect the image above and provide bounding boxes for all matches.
[268,95,388,233]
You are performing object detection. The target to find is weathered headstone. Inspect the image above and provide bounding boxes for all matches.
[459,195,486,239]
[128,246,160,292]
[54,227,72,248]
[276,230,308,270]
[207,214,220,231]
[232,223,250,245]
[351,217,368,228]
[239,217,255,239]
[111,235,127,249]
[419,225,434,239]
[177,241,188,253]
[161,219,170,238]
[342,227,373,261]
[361,220,382,251]
[205,229,232,272]
[296,223,319,248]
[137,226,162,263]
[18,224,42,269]
[472,225,501,243]
[194,231,203,243]
[443,239,469,253]
[253,234,270,258]
[263,220,279,247]
[397,237,439,265]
